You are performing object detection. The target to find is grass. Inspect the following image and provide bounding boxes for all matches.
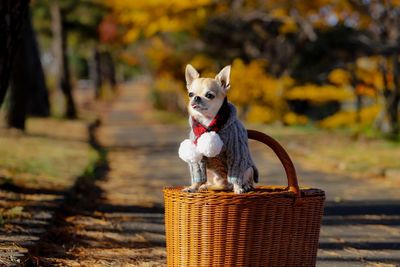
[0,117,98,190]
[0,88,102,231]
[253,124,400,180]
[0,116,99,227]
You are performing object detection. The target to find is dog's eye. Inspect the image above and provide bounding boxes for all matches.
[188,92,194,98]
[205,93,215,99]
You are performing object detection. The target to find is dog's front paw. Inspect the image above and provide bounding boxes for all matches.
[233,184,245,194]
[182,183,202,193]
[233,183,253,194]
[182,186,198,193]
[198,184,209,191]
[242,182,254,192]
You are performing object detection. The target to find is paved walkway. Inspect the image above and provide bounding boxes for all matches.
[35,80,400,266]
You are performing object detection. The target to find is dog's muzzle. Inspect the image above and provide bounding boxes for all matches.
[194,96,202,103]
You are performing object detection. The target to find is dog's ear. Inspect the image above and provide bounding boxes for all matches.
[185,64,199,89]
[215,65,231,91]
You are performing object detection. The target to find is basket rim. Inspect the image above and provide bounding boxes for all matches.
[163,185,325,198]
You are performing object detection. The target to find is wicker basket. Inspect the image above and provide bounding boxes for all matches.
[164,130,325,267]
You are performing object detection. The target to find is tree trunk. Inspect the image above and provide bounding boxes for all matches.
[103,51,116,91]
[388,53,400,136]
[0,0,30,107]
[8,51,29,130]
[349,65,363,124]
[51,2,77,118]
[28,11,50,117]
[7,9,30,129]
[374,61,391,132]
[7,10,50,129]
[90,47,102,99]
[355,95,363,124]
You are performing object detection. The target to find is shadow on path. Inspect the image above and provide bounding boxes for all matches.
[318,200,400,265]
[26,119,166,266]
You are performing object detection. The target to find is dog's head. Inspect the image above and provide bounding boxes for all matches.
[185,64,231,122]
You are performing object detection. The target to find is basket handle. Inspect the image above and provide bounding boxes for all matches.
[247,129,302,204]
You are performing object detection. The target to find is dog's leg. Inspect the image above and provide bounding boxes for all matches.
[242,167,255,191]
[232,167,254,194]
[199,159,231,191]
[198,169,215,191]
[199,169,232,191]
[183,160,206,193]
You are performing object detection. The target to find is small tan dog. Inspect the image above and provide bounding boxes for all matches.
[179,64,258,194]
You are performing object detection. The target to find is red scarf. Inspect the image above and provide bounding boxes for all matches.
[192,98,230,144]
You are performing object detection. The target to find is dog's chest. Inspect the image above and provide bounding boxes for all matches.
[205,154,228,175]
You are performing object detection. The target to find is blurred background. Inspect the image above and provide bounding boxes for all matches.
[1,0,400,135]
[1,0,400,266]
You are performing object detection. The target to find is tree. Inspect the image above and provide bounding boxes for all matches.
[51,1,77,118]
[91,47,103,99]
[8,10,31,130]
[90,49,117,99]
[106,0,214,43]
[27,11,50,117]
[273,0,400,135]
[7,10,50,130]
[34,0,111,104]
[107,0,400,134]
[98,51,117,93]
[0,0,30,108]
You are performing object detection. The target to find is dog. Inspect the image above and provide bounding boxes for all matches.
[179,64,258,194]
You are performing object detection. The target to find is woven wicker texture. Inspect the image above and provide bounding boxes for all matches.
[164,130,325,267]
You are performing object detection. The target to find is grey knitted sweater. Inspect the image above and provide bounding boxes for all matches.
[188,103,258,185]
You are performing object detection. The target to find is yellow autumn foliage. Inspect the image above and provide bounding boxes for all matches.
[186,58,292,123]
[270,8,289,19]
[119,52,139,66]
[355,57,385,90]
[279,18,298,34]
[246,105,277,124]
[270,8,298,34]
[189,55,217,73]
[229,59,268,106]
[328,57,390,97]
[144,37,173,72]
[104,0,398,131]
[154,74,184,93]
[105,0,212,42]
[152,74,186,113]
[319,105,380,129]
[355,84,376,98]
[228,58,294,122]
[229,59,289,111]
[328,68,351,85]
[283,112,309,125]
[285,84,353,103]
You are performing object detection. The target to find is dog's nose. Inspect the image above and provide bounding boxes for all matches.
[194,96,201,102]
